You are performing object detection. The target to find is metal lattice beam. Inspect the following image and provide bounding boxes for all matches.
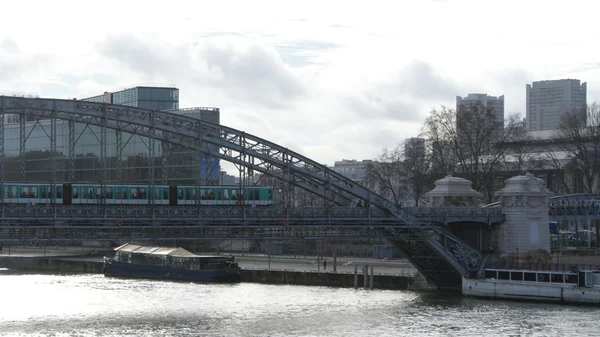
[2,96,402,217]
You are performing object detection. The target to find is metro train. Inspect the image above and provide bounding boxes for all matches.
[0,182,273,206]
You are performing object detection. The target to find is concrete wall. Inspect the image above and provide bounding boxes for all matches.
[0,257,103,273]
[240,270,414,290]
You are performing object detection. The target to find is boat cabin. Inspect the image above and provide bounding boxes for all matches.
[484,268,600,288]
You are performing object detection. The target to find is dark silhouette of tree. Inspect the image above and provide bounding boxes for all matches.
[422,103,528,202]
[552,102,600,194]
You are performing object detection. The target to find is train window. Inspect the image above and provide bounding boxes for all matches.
[5,186,16,198]
[154,188,161,200]
[104,187,113,199]
[21,186,38,198]
[223,189,229,200]
[186,188,196,200]
[96,187,102,199]
[207,189,214,200]
[131,188,139,199]
[178,188,184,200]
[73,187,79,199]
[56,186,63,198]
[163,188,169,200]
[200,189,207,200]
[232,189,243,201]
[40,186,48,198]
[115,187,124,199]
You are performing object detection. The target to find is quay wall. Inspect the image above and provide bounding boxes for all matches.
[0,257,103,273]
[0,257,414,290]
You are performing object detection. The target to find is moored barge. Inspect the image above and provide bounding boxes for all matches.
[104,243,241,282]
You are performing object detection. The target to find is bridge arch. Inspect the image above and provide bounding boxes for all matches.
[0,96,400,216]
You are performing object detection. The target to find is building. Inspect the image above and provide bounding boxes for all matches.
[2,86,222,185]
[526,79,587,132]
[164,107,221,182]
[83,86,179,110]
[456,93,505,130]
[330,159,372,183]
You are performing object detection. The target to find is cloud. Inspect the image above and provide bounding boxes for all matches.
[0,39,56,82]
[96,34,307,109]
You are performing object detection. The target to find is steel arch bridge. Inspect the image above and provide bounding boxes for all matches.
[0,96,497,288]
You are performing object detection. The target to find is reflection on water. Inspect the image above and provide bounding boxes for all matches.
[0,271,598,336]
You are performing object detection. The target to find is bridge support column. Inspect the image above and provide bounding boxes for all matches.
[353,265,358,289]
[363,264,368,289]
[19,111,25,181]
[68,120,74,182]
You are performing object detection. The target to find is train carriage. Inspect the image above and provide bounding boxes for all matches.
[0,183,64,204]
[173,185,273,206]
[70,184,170,205]
[0,182,272,206]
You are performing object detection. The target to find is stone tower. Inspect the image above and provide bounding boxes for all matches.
[494,173,553,265]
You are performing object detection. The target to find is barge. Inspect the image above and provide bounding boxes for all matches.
[104,243,241,282]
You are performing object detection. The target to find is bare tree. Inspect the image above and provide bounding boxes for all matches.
[552,102,600,193]
[365,140,433,207]
[364,147,407,207]
[422,104,528,202]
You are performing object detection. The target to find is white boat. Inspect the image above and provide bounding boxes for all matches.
[463,267,600,305]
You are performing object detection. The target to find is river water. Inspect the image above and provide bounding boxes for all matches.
[1,270,598,337]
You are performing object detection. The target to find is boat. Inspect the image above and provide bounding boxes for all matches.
[463,266,600,304]
[103,243,241,282]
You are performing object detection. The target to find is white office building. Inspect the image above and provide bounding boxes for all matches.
[526,79,587,132]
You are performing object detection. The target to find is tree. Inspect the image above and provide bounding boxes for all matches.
[552,102,600,193]
[364,147,407,207]
[422,103,528,202]
[365,140,433,207]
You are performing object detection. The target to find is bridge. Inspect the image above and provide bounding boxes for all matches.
[0,96,596,289]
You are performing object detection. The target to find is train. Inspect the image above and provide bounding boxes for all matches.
[0,182,273,206]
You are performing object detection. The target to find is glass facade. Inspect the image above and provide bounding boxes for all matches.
[1,87,221,184]
[112,87,179,110]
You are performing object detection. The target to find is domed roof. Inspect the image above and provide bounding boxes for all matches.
[495,173,552,197]
[424,175,482,198]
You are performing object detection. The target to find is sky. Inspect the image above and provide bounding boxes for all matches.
[1,0,600,173]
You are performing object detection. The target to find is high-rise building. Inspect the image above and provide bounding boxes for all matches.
[456,93,505,128]
[83,86,179,110]
[526,79,587,131]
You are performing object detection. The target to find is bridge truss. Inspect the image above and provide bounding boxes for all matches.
[0,96,501,288]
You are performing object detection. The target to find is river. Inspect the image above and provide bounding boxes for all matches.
[1,270,598,336]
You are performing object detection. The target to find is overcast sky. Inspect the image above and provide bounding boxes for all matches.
[1,0,599,171]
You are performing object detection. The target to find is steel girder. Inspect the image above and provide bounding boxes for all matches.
[549,194,600,221]
[0,96,401,217]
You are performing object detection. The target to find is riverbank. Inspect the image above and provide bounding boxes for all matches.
[0,255,417,290]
